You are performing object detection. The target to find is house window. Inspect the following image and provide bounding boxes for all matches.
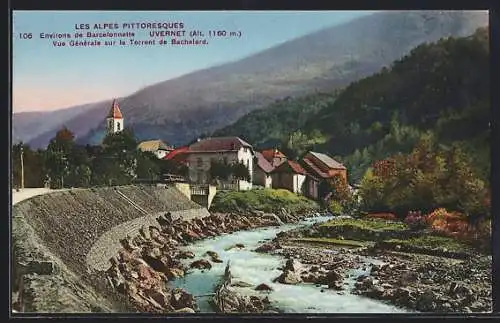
[117,122,121,131]
[197,158,203,168]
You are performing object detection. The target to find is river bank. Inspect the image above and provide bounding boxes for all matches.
[104,207,321,313]
[261,217,492,313]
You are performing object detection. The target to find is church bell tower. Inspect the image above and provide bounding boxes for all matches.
[106,99,124,135]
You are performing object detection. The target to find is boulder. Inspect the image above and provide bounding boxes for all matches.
[231,281,253,288]
[275,270,303,285]
[190,259,212,270]
[177,250,195,259]
[255,242,281,253]
[255,283,274,292]
[284,258,302,272]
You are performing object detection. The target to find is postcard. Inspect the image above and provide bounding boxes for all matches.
[11,10,491,314]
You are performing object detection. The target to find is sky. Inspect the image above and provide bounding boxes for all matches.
[12,10,375,113]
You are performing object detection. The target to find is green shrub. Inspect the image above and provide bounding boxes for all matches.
[328,200,343,216]
[210,188,319,214]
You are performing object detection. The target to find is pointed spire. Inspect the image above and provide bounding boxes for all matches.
[107,99,123,119]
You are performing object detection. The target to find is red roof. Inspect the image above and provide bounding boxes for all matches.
[107,99,123,119]
[272,160,307,175]
[307,151,346,170]
[261,148,287,163]
[302,157,330,179]
[255,151,274,173]
[189,137,252,152]
[164,146,189,162]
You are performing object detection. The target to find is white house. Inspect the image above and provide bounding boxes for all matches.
[137,140,174,159]
[187,137,254,191]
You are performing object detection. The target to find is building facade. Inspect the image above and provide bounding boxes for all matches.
[253,151,274,188]
[271,160,307,194]
[301,151,348,199]
[187,137,254,191]
[137,140,174,159]
[302,151,347,182]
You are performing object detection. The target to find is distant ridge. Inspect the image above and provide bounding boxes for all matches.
[13,10,488,149]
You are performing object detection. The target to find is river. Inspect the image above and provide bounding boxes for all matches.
[171,215,408,313]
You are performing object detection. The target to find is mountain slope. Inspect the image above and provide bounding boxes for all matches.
[15,10,488,149]
[213,27,490,183]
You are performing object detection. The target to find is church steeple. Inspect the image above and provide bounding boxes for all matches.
[106,99,124,135]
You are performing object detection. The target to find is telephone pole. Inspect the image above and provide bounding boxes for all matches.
[20,145,24,189]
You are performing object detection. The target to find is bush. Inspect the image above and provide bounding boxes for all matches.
[328,200,343,216]
[425,208,471,239]
[404,211,427,231]
[210,188,319,214]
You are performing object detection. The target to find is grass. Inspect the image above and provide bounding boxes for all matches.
[291,237,372,248]
[319,217,408,231]
[209,188,319,214]
[384,235,471,253]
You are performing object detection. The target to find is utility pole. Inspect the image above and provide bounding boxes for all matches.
[20,145,25,189]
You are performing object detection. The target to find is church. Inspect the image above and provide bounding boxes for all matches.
[106,99,124,135]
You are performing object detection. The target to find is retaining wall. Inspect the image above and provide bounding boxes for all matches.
[12,184,209,313]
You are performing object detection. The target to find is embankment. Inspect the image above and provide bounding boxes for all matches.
[11,185,208,313]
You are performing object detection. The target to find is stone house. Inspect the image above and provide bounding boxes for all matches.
[187,137,254,191]
[253,151,274,188]
[137,139,174,159]
[301,151,347,198]
[270,160,307,195]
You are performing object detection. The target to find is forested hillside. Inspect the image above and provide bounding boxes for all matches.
[213,27,490,184]
[212,92,337,149]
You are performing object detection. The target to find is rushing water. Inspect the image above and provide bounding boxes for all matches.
[171,215,408,313]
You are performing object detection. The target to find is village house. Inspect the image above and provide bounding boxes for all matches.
[187,137,254,191]
[253,151,274,188]
[137,139,174,159]
[304,174,320,200]
[260,148,287,168]
[164,146,189,165]
[301,151,347,198]
[270,160,308,194]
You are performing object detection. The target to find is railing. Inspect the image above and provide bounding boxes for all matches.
[190,184,209,195]
[217,182,238,191]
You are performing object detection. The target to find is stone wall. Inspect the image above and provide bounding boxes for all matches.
[86,208,210,271]
[12,184,209,313]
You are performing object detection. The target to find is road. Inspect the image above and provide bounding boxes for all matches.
[12,188,61,205]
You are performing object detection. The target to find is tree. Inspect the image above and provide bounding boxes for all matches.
[135,151,161,181]
[12,143,46,188]
[231,161,251,182]
[45,127,75,188]
[92,128,138,185]
[209,160,232,182]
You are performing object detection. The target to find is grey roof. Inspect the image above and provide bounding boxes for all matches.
[308,151,346,170]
